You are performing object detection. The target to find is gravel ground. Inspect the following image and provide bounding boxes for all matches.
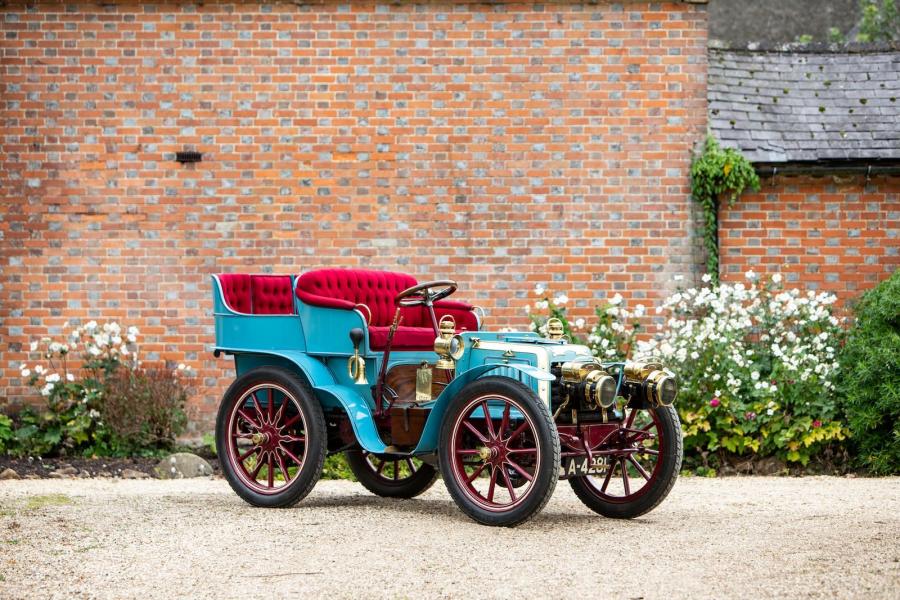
[0,476,897,599]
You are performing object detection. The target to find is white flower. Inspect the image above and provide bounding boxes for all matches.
[554,294,568,305]
[66,373,75,382]
[674,275,684,282]
[20,368,31,377]
[85,320,98,331]
[29,341,38,352]
[745,269,757,280]
[772,273,782,284]
[534,300,548,310]
[34,365,45,375]
[701,273,712,283]
[49,342,62,353]
[40,383,54,396]
[45,373,61,383]
[634,304,646,318]
[177,363,186,371]
[751,371,760,381]
[609,293,623,306]
[534,283,545,296]
[574,318,585,329]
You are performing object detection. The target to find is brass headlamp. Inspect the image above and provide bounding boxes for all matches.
[559,360,617,409]
[547,318,564,340]
[624,360,678,407]
[434,315,464,371]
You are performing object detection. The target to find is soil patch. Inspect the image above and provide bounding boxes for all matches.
[0,455,221,479]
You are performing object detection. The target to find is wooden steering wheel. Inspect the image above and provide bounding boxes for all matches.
[395,280,458,307]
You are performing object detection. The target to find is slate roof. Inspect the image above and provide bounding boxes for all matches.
[708,47,900,164]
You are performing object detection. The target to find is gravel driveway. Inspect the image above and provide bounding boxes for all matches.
[0,476,897,599]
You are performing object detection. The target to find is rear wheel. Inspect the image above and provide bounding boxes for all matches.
[439,376,559,527]
[216,366,326,508]
[345,449,438,499]
[569,404,682,519]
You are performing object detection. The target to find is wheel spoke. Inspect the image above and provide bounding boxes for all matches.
[501,467,517,503]
[505,420,529,443]
[252,395,266,425]
[267,388,274,422]
[273,400,285,428]
[276,451,291,483]
[628,455,651,481]
[250,451,266,479]
[462,420,489,444]
[600,459,615,493]
[239,446,260,463]
[636,448,660,456]
[500,402,511,437]
[624,407,637,429]
[267,453,275,487]
[456,448,482,456]
[507,447,537,455]
[280,444,304,468]
[393,461,400,481]
[282,413,303,430]
[505,458,533,482]
[466,462,487,483]
[281,434,305,444]
[620,458,631,495]
[487,465,498,502]
[376,459,387,475]
[481,401,496,439]
[405,458,417,474]
[237,409,261,429]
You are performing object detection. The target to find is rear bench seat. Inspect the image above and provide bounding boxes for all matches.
[218,274,295,315]
[294,268,478,351]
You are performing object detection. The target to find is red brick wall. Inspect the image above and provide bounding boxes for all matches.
[0,0,708,431]
[719,174,900,306]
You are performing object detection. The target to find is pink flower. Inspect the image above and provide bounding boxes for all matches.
[812,420,822,428]
[709,397,721,408]
[745,411,757,421]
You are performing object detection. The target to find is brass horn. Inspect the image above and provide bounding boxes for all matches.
[347,328,368,385]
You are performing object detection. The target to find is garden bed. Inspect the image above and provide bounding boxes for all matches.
[0,450,221,479]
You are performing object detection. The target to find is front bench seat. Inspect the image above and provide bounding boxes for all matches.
[294,268,478,351]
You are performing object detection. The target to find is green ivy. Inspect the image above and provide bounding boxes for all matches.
[690,136,760,283]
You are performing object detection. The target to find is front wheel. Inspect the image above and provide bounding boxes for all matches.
[438,376,560,527]
[344,449,438,499]
[216,366,327,508]
[569,404,682,519]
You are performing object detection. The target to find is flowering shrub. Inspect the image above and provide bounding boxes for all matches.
[528,273,848,468]
[7,321,192,457]
[638,272,846,466]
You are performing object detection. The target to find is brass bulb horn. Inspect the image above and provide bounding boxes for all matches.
[347,328,368,385]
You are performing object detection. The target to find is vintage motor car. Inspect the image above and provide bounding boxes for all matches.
[211,269,682,526]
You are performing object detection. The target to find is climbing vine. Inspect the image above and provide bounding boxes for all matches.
[690,136,760,283]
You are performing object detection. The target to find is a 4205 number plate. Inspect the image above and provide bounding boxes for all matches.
[559,455,608,478]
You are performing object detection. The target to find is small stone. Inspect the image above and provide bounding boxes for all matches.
[120,468,150,480]
[0,468,20,480]
[96,471,113,478]
[754,457,787,476]
[154,453,213,480]
[24,474,41,480]
[49,466,78,478]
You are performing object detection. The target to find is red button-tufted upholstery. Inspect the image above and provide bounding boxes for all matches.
[250,275,294,315]
[218,274,252,314]
[295,269,478,351]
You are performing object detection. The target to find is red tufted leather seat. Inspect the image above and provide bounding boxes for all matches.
[218,274,295,315]
[295,268,478,351]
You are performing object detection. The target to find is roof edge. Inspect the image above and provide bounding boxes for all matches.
[753,160,900,176]
[709,40,900,55]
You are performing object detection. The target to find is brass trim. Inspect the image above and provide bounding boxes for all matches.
[547,318,564,340]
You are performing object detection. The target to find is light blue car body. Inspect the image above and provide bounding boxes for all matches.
[212,275,604,455]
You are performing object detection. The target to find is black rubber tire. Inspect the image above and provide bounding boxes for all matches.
[344,449,438,499]
[216,366,326,508]
[438,376,560,527]
[569,405,682,519]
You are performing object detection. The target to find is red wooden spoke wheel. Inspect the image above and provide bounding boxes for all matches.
[227,383,307,495]
[344,449,438,499]
[569,405,682,519]
[216,367,326,508]
[439,377,559,527]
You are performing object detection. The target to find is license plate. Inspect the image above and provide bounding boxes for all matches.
[559,455,608,478]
